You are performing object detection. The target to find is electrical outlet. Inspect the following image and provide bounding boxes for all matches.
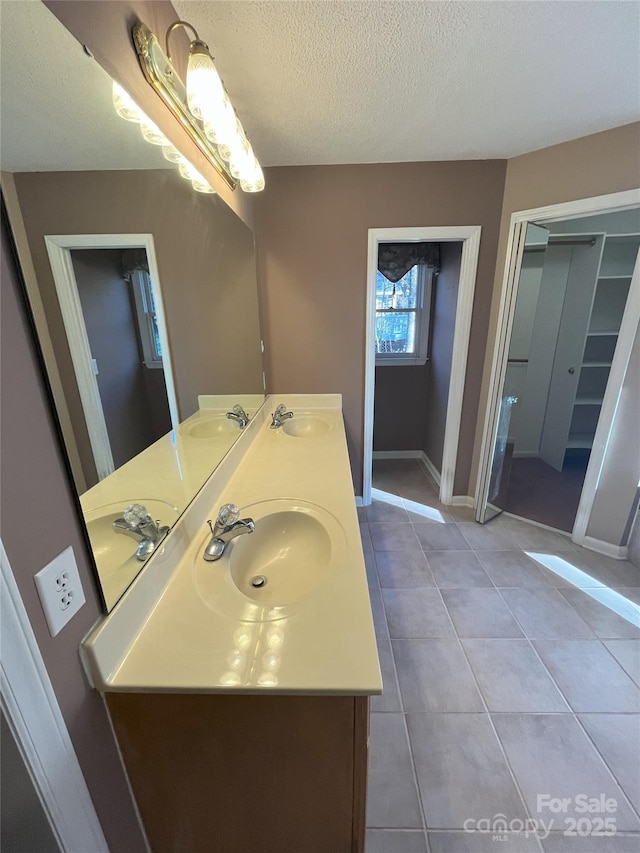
[34,546,86,637]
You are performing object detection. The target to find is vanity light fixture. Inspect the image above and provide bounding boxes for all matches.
[112,81,215,193]
[132,20,264,193]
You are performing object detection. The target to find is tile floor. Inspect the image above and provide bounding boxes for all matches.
[362,459,640,853]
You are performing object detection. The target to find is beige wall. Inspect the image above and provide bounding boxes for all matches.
[0,214,146,853]
[256,161,507,491]
[374,362,430,452]
[10,169,263,485]
[44,0,255,230]
[471,122,640,495]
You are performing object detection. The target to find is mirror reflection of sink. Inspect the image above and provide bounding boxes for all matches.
[227,499,346,605]
[85,499,179,575]
[181,414,240,439]
[282,414,332,438]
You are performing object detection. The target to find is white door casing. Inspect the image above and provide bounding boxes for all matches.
[0,541,109,852]
[44,233,179,482]
[475,188,640,550]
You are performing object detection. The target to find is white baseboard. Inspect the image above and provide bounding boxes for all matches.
[511,450,541,459]
[355,496,364,507]
[372,450,422,459]
[580,535,628,561]
[451,495,474,508]
[418,452,441,486]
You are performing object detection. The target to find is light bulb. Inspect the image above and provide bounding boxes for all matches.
[186,43,226,122]
[162,144,182,163]
[203,97,237,150]
[218,118,248,163]
[140,117,167,146]
[112,81,142,123]
[191,177,216,194]
[178,157,216,194]
[229,140,255,180]
[240,158,265,193]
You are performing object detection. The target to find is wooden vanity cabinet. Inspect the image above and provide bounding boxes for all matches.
[106,692,369,853]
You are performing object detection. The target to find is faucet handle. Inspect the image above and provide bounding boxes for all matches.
[123,503,153,528]
[215,503,240,529]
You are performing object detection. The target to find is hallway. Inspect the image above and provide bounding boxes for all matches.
[363,459,640,852]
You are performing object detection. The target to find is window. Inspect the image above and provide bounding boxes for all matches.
[130,269,163,368]
[375,263,433,365]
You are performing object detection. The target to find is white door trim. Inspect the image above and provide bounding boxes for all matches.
[0,540,109,852]
[44,234,179,481]
[364,226,482,506]
[475,188,640,544]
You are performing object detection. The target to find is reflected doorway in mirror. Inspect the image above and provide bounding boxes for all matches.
[44,233,179,488]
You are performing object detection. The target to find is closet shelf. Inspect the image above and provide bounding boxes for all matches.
[581,361,612,368]
[574,396,604,406]
[567,433,595,450]
[597,275,633,281]
[587,330,618,337]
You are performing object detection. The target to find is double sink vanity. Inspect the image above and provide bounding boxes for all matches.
[82,394,381,853]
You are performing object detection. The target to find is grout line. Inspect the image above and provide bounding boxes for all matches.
[433,585,542,846]
[571,711,640,826]
[369,463,640,842]
[599,639,640,688]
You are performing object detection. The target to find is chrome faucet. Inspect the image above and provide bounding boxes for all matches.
[113,503,170,561]
[226,404,250,428]
[204,503,255,561]
[270,403,294,429]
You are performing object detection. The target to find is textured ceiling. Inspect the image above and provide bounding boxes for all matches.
[173,0,640,165]
[0,0,170,172]
[1,1,637,173]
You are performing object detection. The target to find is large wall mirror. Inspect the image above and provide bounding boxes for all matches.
[1,1,264,610]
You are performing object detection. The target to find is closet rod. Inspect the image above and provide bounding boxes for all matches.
[524,236,597,253]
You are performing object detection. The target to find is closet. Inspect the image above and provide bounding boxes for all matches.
[539,230,639,470]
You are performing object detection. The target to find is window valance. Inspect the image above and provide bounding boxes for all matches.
[377,242,440,282]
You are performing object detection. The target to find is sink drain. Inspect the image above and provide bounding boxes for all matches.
[250,575,267,588]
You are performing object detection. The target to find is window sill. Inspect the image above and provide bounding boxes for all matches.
[375,357,429,367]
[143,360,164,370]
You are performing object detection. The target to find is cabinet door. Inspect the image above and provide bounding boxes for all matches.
[539,237,604,470]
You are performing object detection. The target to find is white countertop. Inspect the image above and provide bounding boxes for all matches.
[82,395,381,696]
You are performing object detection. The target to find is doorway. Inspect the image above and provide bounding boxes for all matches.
[363,227,481,506]
[476,192,640,543]
[44,233,178,487]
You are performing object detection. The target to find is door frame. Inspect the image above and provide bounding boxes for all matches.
[363,226,482,505]
[44,233,179,481]
[0,541,109,851]
[475,188,640,546]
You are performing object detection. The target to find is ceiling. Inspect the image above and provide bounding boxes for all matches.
[173,0,640,165]
[0,0,170,172]
[0,1,637,173]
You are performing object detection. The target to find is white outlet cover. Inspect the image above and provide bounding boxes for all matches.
[34,546,86,637]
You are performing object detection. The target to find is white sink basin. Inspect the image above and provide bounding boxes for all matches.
[181,414,240,439]
[282,414,332,438]
[228,500,346,604]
